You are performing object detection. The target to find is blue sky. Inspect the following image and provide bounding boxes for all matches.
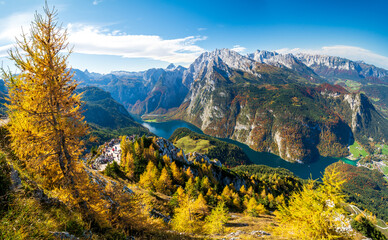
[1,0,388,73]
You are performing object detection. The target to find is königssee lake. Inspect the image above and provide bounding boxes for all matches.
[141,120,354,179]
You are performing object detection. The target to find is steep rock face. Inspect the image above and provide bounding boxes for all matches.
[182,48,257,87]
[73,49,388,163]
[314,84,388,144]
[343,93,388,143]
[73,66,187,115]
[246,50,388,115]
[172,51,355,162]
[177,83,353,163]
[247,50,322,83]
[130,66,188,115]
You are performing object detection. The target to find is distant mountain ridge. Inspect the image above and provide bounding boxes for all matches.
[68,49,388,121]
[249,50,388,84]
[71,48,388,163]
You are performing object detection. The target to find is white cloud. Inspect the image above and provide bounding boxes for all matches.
[0,12,33,42]
[0,12,33,59]
[276,45,388,70]
[67,24,207,64]
[231,45,246,53]
[197,27,207,31]
[93,0,103,5]
[0,44,13,57]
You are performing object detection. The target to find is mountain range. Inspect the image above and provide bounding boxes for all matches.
[73,49,388,163]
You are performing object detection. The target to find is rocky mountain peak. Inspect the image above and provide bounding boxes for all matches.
[182,48,257,87]
[166,63,176,70]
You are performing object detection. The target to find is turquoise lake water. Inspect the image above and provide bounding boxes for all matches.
[141,120,357,179]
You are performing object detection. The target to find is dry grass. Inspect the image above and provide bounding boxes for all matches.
[174,136,214,154]
[205,213,288,240]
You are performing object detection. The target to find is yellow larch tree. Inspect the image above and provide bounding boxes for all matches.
[171,195,204,234]
[3,4,87,194]
[245,197,266,217]
[156,167,172,194]
[194,193,209,218]
[0,5,120,228]
[139,161,159,190]
[170,161,184,185]
[203,201,230,234]
[274,166,352,240]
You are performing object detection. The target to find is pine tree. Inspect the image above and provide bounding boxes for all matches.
[134,141,142,157]
[186,166,194,179]
[232,193,241,210]
[246,186,254,197]
[124,152,135,178]
[200,176,211,193]
[267,193,274,203]
[239,185,247,195]
[185,177,197,198]
[221,185,233,206]
[176,186,186,203]
[0,4,112,226]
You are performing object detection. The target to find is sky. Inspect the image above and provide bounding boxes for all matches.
[0,0,388,73]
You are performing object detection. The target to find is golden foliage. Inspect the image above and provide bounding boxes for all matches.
[171,195,204,233]
[274,166,352,240]
[156,167,173,194]
[139,161,159,190]
[3,4,87,190]
[245,197,266,217]
[203,201,230,234]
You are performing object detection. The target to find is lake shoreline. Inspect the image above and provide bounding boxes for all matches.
[135,118,355,179]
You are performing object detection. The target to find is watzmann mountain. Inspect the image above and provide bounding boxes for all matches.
[73,49,388,163]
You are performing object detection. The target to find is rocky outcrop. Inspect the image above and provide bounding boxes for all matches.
[343,93,388,143]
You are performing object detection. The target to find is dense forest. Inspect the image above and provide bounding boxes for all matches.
[329,162,388,221]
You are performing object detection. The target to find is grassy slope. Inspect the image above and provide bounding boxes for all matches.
[0,150,88,239]
[0,192,86,239]
[174,136,214,154]
[348,141,369,159]
[382,144,388,156]
[169,127,251,167]
[381,164,388,176]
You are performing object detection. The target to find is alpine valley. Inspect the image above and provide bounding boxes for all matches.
[74,49,388,163]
